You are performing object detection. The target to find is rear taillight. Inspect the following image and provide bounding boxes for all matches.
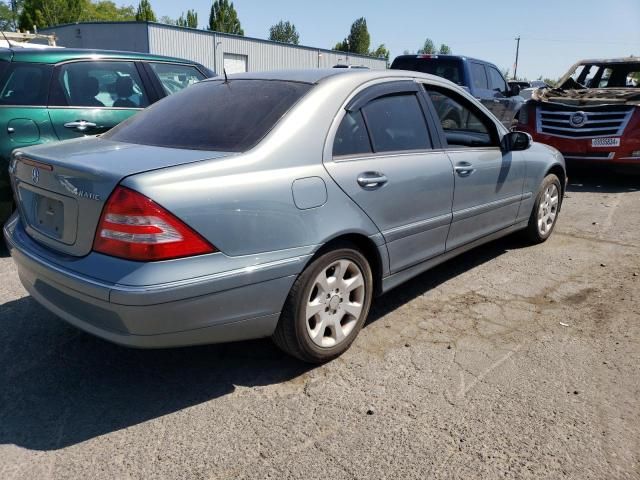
[93,186,216,261]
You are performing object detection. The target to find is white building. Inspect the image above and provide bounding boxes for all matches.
[41,21,388,74]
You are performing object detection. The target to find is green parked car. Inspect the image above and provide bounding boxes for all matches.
[0,47,213,225]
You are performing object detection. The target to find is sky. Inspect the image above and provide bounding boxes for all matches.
[150,0,640,80]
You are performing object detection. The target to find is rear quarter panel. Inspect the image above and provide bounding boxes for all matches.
[122,76,385,259]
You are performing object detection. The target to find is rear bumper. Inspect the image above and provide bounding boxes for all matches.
[3,215,301,348]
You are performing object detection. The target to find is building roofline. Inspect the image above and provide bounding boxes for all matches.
[40,21,387,64]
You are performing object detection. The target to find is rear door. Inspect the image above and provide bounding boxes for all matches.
[485,65,512,126]
[47,60,151,140]
[0,62,57,220]
[423,85,525,250]
[469,61,504,119]
[324,81,455,273]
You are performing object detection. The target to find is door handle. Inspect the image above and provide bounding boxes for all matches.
[7,127,14,134]
[64,120,98,132]
[357,172,388,190]
[454,162,475,177]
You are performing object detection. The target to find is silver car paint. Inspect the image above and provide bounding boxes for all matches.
[5,69,565,348]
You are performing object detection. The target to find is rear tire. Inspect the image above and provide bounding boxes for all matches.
[523,173,562,244]
[272,245,373,363]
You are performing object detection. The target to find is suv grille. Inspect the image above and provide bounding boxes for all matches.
[536,104,633,138]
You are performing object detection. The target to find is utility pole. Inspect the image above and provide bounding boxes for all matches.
[513,35,521,80]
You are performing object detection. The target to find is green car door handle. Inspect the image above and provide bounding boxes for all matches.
[64,120,98,132]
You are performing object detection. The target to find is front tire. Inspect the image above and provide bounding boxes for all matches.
[272,245,373,363]
[523,173,562,243]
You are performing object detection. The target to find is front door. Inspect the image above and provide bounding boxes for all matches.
[47,60,150,140]
[423,86,525,250]
[324,83,454,273]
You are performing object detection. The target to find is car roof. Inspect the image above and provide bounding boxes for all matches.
[0,47,202,65]
[205,68,443,85]
[392,54,499,68]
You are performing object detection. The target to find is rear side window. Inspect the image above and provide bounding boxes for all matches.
[104,80,312,152]
[470,63,488,90]
[0,63,52,105]
[333,111,372,157]
[49,61,149,108]
[148,62,205,95]
[361,94,431,153]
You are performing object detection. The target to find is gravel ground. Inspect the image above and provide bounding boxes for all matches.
[1,168,639,480]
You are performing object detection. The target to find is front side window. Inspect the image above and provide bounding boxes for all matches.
[487,67,507,94]
[49,61,149,108]
[148,63,205,95]
[361,94,431,153]
[333,110,372,157]
[0,64,52,106]
[103,79,312,152]
[425,87,498,148]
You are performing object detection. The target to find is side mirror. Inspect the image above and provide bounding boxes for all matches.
[502,131,532,152]
[509,84,521,96]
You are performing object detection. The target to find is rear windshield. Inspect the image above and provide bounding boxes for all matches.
[391,57,463,86]
[104,79,313,152]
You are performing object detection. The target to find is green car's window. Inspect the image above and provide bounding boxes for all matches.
[0,64,52,106]
[49,61,149,108]
[148,63,205,95]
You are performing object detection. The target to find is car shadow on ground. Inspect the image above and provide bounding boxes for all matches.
[565,165,640,194]
[0,233,523,452]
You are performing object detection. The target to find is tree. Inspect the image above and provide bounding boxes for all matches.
[371,43,389,61]
[177,9,197,28]
[159,15,174,25]
[208,0,243,35]
[418,38,435,54]
[269,20,299,45]
[333,40,348,52]
[135,0,155,22]
[332,17,370,55]
[86,2,136,22]
[346,17,369,55]
[438,43,451,54]
[0,0,23,31]
[19,0,88,31]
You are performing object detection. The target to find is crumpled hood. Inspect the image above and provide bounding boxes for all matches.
[532,86,640,107]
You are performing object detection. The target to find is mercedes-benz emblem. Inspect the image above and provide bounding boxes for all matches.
[32,167,40,184]
[569,111,587,128]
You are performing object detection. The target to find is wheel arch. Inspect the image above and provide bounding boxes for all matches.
[546,163,567,197]
[307,233,385,296]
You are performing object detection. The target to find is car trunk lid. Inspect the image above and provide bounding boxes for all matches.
[10,137,233,257]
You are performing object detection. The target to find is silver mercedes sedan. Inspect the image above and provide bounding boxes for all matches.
[4,69,565,363]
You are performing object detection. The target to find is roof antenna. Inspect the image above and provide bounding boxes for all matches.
[1,30,12,51]
[223,67,229,84]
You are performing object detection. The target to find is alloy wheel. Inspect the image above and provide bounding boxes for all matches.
[537,183,559,236]
[305,259,366,348]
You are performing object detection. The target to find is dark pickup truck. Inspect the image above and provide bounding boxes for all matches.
[390,54,524,128]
